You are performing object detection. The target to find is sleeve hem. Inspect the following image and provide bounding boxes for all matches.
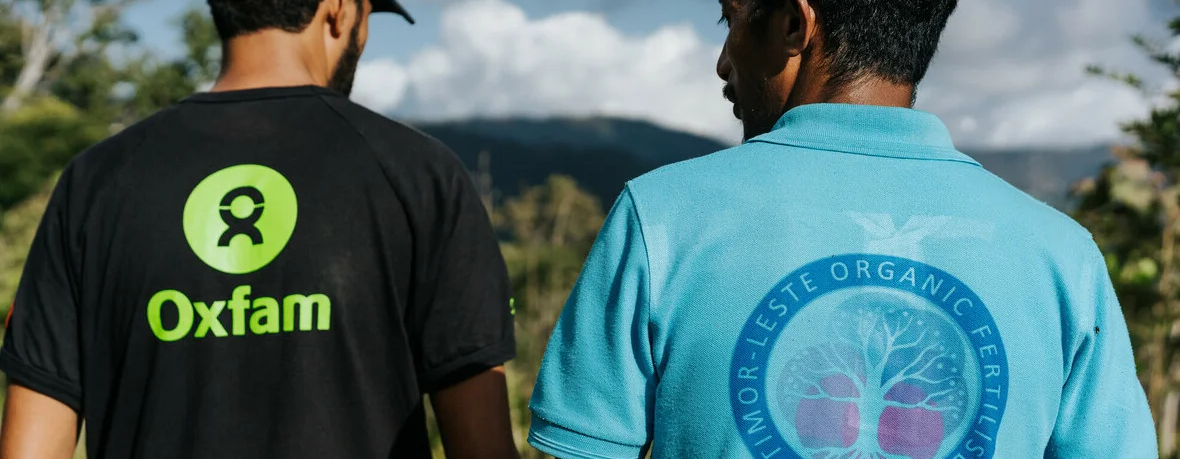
[0,352,81,412]
[418,337,516,393]
[527,413,643,459]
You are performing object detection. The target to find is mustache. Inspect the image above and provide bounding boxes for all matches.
[723,84,737,104]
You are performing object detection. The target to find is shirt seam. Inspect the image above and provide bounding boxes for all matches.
[313,94,384,165]
[312,94,421,265]
[315,95,450,378]
[309,96,512,395]
[71,109,160,310]
[76,109,158,233]
[1081,243,1107,338]
[314,93,425,276]
[749,137,981,167]
[623,185,659,382]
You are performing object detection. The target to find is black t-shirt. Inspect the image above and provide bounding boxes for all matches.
[0,85,516,458]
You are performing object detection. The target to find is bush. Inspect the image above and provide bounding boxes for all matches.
[0,97,105,211]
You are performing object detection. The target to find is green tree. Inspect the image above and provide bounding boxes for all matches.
[0,97,106,210]
[115,9,219,123]
[0,171,55,328]
[0,3,25,89]
[0,4,217,214]
[0,0,142,112]
[497,175,605,457]
[1075,13,1180,457]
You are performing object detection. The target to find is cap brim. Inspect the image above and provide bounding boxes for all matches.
[372,0,415,24]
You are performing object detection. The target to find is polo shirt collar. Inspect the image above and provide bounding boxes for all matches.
[748,103,979,167]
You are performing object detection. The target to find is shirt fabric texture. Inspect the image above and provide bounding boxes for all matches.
[527,103,1157,459]
[1,85,515,459]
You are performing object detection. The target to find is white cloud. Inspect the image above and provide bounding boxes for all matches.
[351,59,410,113]
[983,81,1145,147]
[920,0,1159,147]
[939,0,1020,54]
[354,0,1165,148]
[354,0,739,143]
[1056,0,1149,44]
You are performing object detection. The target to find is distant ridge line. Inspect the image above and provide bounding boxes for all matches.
[412,115,1115,211]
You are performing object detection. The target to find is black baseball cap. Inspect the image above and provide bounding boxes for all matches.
[373,0,415,24]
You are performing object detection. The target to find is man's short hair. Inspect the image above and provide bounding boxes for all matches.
[751,0,959,90]
[207,0,361,40]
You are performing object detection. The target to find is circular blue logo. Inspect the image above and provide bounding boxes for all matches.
[729,254,1008,459]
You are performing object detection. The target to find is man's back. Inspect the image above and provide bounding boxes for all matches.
[1,86,515,458]
[528,104,1155,458]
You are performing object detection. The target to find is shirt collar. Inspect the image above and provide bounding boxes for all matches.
[747,103,979,167]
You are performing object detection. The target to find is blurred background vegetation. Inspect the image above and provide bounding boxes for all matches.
[3,0,1180,458]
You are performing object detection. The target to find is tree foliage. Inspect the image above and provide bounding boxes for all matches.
[1,0,144,112]
[0,2,217,214]
[0,171,54,322]
[0,97,105,210]
[493,175,605,457]
[1073,7,1180,456]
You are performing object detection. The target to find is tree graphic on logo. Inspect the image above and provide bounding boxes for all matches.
[777,293,973,459]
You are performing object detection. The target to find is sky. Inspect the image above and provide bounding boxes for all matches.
[122,0,1177,148]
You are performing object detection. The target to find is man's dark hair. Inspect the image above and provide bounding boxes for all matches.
[207,0,361,40]
[751,0,958,91]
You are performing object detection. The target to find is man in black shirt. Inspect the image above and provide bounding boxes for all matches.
[0,1,519,458]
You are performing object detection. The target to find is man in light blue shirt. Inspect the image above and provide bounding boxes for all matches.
[527,0,1158,458]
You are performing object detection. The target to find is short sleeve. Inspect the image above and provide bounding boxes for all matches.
[528,188,656,459]
[0,171,83,411]
[409,158,515,393]
[1046,247,1157,457]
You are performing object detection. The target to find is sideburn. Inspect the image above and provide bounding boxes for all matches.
[327,22,362,95]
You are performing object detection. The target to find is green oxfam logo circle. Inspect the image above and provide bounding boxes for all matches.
[183,165,297,274]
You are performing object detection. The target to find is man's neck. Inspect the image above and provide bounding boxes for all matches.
[211,32,328,93]
[825,78,914,108]
[788,73,915,110]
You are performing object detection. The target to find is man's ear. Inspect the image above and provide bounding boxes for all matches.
[323,0,348,39]
[781,0,816,58]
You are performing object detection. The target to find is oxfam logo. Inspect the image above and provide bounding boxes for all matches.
[183,165,297,274]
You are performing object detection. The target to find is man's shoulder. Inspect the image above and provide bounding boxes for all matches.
[317,95,460,169]
[66,105,179,181]
[628,143,748,189]
[624,142,765,212]
[969,166,1099,255]
[624,141,1100,250]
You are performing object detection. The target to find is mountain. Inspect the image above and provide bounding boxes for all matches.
[423,117,730,166]
[412,116,1114,210]
[965,145,1115,209]
[415,117,727,203]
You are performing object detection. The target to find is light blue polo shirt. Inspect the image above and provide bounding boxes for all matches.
[527,103,1156,459]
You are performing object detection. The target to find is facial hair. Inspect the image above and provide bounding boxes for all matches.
[737,75,785,142]
[327,22,362,96]
[725,81,784,142]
